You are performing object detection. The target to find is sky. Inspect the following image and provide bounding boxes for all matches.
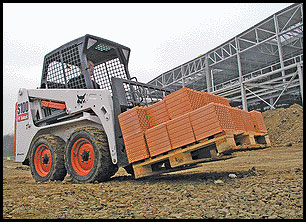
[3,3,293,135]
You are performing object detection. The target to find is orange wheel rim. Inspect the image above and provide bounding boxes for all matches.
[71,138,95,176]
[34,144,52,177]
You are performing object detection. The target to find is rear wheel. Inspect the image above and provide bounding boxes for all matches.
[65,127,118,183]
[29,134,67,182]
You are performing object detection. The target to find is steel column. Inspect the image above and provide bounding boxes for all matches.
[205,54,212,92]
[297,63,303,104]
[211,69,214,92]
[182,65,185,88]
[235,37,248,111]
[274,14,286,82]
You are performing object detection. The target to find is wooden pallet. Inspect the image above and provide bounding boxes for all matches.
[232,131,271,150]
[132,130,271,179]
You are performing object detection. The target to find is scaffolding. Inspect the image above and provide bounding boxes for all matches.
[148,3,303,111]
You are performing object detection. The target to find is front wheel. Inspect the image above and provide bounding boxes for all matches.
[29,134,67,182]
[65,127,118,183]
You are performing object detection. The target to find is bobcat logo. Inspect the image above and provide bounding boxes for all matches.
[77,93,86,104]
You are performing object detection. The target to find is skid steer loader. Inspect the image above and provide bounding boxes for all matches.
[14,34,172,183]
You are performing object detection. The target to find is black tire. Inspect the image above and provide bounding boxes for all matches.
[65,127,118,183]
[29,134,67,182]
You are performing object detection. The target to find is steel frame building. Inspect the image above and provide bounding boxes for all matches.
[148,3,303,111]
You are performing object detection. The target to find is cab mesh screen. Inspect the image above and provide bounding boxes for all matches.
[43,44,84,89]
[93,58,128,94]
[43,44,128,91]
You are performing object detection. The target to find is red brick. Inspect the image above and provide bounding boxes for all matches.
[145,100,170,127]
[202,91,230,107]
[118,106,150,139]
[189,103,235,141]
[241,110,256,132]
[228,107,245,132]
[164,87,207,119]
[214,103,235,129]
[166,113,196,149]
[123,132,150,163]
[145,123,172,157]
[250,110,268,133]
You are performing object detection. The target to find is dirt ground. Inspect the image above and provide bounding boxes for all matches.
[3,104,303,219]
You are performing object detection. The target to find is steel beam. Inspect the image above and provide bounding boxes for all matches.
[244,86,275,109]
[272,70,299,107]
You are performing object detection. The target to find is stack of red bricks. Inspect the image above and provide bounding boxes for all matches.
[118,87,268,164]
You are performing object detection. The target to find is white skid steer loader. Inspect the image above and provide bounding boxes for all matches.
[14,34,171,183]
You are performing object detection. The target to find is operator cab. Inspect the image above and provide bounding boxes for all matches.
[40,34,131,91]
